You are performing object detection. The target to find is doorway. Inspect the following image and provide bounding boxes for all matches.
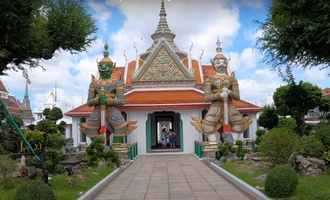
[146,111,183,152]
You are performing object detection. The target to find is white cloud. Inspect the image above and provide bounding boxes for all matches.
[228,47,260,71]
[107,0,241,65]
[304,68,328,84]
[239,68,283,106]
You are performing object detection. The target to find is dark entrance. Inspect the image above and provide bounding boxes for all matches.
[146,111,183,152]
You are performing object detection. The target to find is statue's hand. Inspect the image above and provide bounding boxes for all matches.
[220,88,229,100]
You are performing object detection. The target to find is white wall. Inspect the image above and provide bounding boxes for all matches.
[72,117,80,147]
[127,111,148,154]
[180,110,203,153]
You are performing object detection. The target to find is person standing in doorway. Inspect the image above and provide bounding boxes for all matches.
[169,129,176,148]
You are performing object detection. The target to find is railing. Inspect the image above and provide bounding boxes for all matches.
[128,143,138,160]
[194,141,204,158]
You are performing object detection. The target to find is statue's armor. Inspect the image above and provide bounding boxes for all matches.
[86,79,129,135]
[203,73,248,134]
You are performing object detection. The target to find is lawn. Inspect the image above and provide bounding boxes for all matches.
[222,160,330,200]
[0,164,114,200]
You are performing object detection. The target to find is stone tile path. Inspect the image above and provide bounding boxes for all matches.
[95,155,251,200]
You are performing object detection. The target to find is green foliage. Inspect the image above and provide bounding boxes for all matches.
[15,180,55,200]
[0,0,96,74]
[311,192,330,200]
[43,107,63,122]
[315,123,330,150]
[259,0,330,69]
[255,129,266,145]
[300,135,325,158]
[0,115,21,153]
[258,105,279,129]
[235,140,246,160]
[57,121,66,134]
[217,143,234,160]
[86,137,120,167]
[323,151,330,165]
[0,155,16,181]
[103,149,120,167]
[319,96,330,119]
[36,119,59,134]
[273,82,322,135]
[259,127,299,165]
[277,117,297,130]
[26,130,44,144]
[265,165,298,198]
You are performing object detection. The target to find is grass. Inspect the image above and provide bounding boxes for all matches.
[222,160,330,200]
[0,164,114,200]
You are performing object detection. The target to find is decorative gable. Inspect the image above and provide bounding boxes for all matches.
[134,40,193,82]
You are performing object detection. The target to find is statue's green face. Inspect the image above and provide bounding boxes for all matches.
[98,62,113,80]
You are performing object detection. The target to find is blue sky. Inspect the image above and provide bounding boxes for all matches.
[1,0,329,112]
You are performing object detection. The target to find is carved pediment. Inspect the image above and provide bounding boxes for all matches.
[134,40,193,82]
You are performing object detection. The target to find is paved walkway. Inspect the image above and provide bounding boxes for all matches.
[96,155,251,200]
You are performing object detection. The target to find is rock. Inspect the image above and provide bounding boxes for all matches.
[292,154,327,176]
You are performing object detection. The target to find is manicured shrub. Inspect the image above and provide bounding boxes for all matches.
[265,165,298,198]
[86,136,120,167]
[277,117,297,130]
[235,140,245,160]
[300,135,325,158]
[259,127,299,165]
[315,123,330,150]
[255,129,266,145]
[15,180,56,200]
[86,137,105,166]
[103,149,120,167]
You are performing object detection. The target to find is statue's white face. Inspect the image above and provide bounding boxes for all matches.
[214,58,227,74]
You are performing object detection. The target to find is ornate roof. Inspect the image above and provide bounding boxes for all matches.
[142,0,186,59]
[0,80,8,93]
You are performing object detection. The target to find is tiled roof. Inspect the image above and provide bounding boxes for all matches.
[2,96,21,116]
[65,89,261,117]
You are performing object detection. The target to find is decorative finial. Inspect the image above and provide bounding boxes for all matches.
[216,37,222,53]
[103,43,109,58]
[160,0,166,17]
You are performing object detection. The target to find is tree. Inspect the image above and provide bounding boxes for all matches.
[258,105,279,129]
[48,107,63,121]
[319,96,330,119]
[259,127,299,165]
[273,81,322,134]
[259,0,330,69]
[0,0,96,74]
